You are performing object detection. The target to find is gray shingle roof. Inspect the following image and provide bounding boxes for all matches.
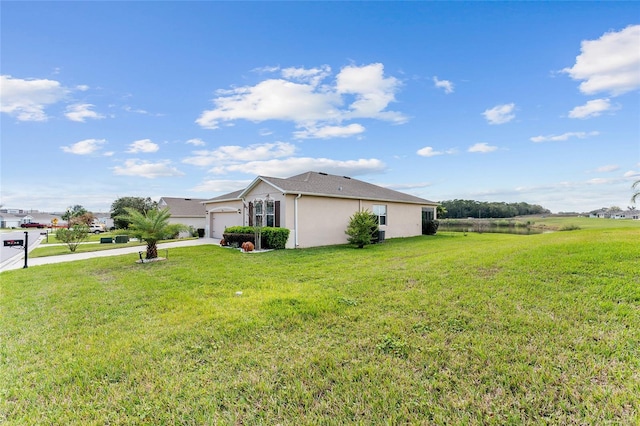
[244,171,437,205]
[158,197,207,217]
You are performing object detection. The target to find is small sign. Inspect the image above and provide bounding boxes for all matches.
[4,239,24,247]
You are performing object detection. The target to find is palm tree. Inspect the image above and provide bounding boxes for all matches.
[120,207,175,259]
[632,179,640,205]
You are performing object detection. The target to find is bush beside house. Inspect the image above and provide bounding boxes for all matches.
[223,226,290,250]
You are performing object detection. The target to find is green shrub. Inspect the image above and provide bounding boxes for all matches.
[225,226,255,234]
[262,227,290,249]
[422,219,439,235]
[222,226,290,249]
[345,210,378,248]
[55,225,90,252]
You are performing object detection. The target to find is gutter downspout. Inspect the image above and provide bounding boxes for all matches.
[241,198,247,226]
[294,194,302,248]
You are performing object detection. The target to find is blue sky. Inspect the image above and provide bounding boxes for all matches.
[1,2,638,214]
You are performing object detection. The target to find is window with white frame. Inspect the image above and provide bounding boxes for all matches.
[372,204,387,225]
[266,199,275,227]
[254,200,263,226]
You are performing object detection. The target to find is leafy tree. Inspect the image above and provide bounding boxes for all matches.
[55,225,90,252]
[111,197,158,229]
[70,212,96,227]
[119,207,185,259]
[345,210,378,249]
[62,205,89,225]
[632,179,640,205]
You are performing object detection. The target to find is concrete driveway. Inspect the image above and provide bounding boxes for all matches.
[0,237,220,272]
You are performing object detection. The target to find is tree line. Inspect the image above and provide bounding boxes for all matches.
[438,200,550,219]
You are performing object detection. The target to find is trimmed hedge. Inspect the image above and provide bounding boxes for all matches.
[222,226,290,250]
[262,227,290,250]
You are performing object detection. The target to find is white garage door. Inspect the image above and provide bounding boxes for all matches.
[211,211,241,239]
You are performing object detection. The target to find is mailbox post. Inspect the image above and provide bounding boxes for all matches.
[24,231,29,269]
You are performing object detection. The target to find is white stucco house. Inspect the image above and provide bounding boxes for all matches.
[158,197,207,229]
[202,171,439,248]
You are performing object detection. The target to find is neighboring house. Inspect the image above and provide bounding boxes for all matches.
[158,197,207,229]
[202,171,439,248]
[590,208,640,220]
[93,213,115,229]
[0,213,23,228]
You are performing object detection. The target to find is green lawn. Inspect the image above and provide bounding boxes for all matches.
[1,225,639,424]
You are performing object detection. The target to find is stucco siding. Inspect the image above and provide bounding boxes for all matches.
[359,201,424,239]
[294,196,360,248]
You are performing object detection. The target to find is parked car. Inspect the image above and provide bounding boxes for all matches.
[21,223,46,228]
[89,224,106,234]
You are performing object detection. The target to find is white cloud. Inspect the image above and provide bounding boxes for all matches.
[336,63,405,122]
[113,159,184,178]
[293,123,365,139]
[595,164,619,173]
[417,146,443,157]
[0,75,69,121]
[468,142,497,153]
[624,170,640,178]
[196,63,406,136]
[433,76,454,94]
[183,142,296,167]
[190,179,253,193]
[482,103,515,125]
[60,138,107,155]
[568,98,614,119]
[213,157,386,177]
[65,103,105,122]
[417,146,457,157]
[186,138,206,146]
[126,139,159,153]
[530,131,599,143]
[281,65,332,85]
[562,25,640,96]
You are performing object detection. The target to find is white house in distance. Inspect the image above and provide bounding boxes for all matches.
[158,197,207,230]
[202,171,439,248]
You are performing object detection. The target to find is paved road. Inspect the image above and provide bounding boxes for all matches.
[0,237,220,273]
[0,229,47,270]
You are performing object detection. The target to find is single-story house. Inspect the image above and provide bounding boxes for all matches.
[590,208,640,220]
[202,171,439,248]
[158,197,207,230]
[0,213,23,229]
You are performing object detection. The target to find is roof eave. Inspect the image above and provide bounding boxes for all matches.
[280,190,438,205]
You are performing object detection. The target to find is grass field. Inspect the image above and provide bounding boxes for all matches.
[1,222,639,424]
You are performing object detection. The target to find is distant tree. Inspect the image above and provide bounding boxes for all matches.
[345,210,378,249]
[62,205,89,225]
[56,225,90,252]
[70,212,96,227]
[118,207,185,259]
[111,197,158,229]
[438,199,550,218]
[632,179,640,205]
